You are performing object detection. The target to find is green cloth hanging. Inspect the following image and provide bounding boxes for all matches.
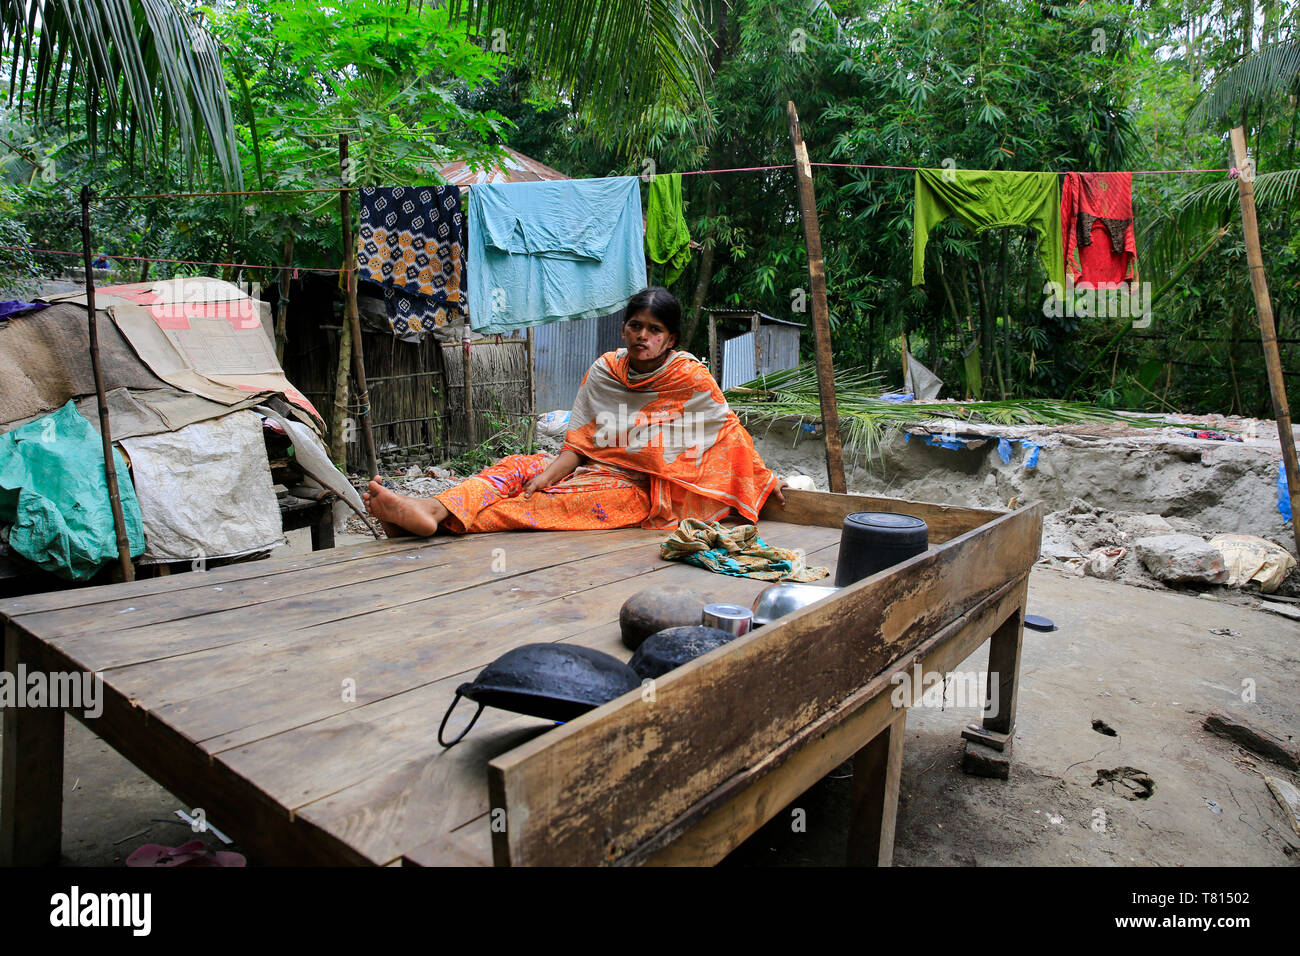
[645,173,692,285]
[912,169,1065,294]
[0,401,145,580]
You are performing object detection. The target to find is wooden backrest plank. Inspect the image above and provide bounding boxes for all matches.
[761,488,1001,543]
[489,504,1042,865]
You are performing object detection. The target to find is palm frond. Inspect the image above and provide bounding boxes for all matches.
[727,363,1166,469]
[449,0,710,151]
[1188,40,1300,130]
[0,0,242,185]
[1139,168,1300,285]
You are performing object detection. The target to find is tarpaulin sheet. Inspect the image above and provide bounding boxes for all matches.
[253,405,365,519]
[0,401,145,580]
[120,410,283,564]
[47,278,323,430]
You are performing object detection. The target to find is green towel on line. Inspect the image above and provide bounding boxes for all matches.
[912,169,1065,294]
[660,517,829,583]
[646,173,692,285]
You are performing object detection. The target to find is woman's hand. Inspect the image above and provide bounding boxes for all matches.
[771,478,787,507]
[522,473,550,499]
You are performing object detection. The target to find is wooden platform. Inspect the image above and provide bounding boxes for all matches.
[0,490,1041,866]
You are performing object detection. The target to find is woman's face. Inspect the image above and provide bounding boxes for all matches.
[623,310,677,371]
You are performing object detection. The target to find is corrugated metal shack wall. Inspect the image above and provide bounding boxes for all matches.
[721,332,756,390]
[757,325,800,376]
[720,325,801,390]
[440,337,532,460]
[532,309,625,411]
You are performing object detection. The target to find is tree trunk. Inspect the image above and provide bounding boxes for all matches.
[275,231,295,363]
[328,306,353,469]
[684,182,717,351]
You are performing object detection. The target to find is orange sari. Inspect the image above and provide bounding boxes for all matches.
[433,349,777,534]
[563,350,778,529]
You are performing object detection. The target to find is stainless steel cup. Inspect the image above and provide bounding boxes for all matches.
[701,602,753,637]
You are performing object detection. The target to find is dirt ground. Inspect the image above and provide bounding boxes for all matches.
[8,529,1297,867]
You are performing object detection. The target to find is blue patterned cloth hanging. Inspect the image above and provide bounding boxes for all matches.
[356,185,468,340]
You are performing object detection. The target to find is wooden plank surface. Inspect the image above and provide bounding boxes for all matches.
[3,518,842,867]
[3,494,1033,868]
[489,504,1042,866]
[291,539,843,865]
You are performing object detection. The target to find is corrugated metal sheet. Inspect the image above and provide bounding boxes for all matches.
[532,309,625,410]
[756,325,800,376]
[721,332,757,390]
[721,326,800,390]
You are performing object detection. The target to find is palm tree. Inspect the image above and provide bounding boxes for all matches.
[0,0,243,184]
[1188,39,1300,132]
[0,0,717,187]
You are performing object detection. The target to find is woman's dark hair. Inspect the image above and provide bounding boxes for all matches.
[624,287,681,341]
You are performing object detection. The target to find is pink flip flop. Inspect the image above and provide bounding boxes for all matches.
[125,840,246,867]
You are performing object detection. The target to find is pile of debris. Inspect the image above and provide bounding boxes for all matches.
[1038,498,1298,607]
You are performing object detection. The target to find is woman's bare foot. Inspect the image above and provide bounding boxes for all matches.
[362,477,449,537]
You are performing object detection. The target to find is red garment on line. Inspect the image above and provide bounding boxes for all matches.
[1061,172,1137,288]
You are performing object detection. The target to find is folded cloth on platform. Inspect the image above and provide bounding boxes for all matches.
[660,517,830,582]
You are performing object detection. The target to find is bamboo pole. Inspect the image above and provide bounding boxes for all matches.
[1230,127,1300,551]
[328,291,352,468]
[80,186,134,582]
[900,331,910,394]
[274,231,294,363]
[339,135,381,479]
[463,325,476,448]
[786,102,846,492]
[525,325,536,453]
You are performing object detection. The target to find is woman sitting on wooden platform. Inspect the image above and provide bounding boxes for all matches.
[362,287,787,536]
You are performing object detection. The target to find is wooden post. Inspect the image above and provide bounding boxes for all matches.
[79,186,134,583]
[900,331,910,394]
[786,102,846,493]
[525,326,537,453]
[274,231,294,363]
[339,135,381,479]
[328,292,352,469]
[1230,127,1300,552]
[463,326,476,448]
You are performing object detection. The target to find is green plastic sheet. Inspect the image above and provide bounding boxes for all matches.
[0,401,145,580]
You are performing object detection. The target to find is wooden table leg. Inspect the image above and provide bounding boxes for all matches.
[0,624,65,866]
[847,706,907,867]
[983,586,1026,737]
[310,505,335,551]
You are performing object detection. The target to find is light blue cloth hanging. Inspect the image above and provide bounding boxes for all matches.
[467,177,647,333]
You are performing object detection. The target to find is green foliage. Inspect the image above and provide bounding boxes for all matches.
[448,396,534,475]
[0,0,242,183]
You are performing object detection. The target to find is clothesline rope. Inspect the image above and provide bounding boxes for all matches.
[87,162,1232,203]
[810,161,1232,174]
[0,243,343,275]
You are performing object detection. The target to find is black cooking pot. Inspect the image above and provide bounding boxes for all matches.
[628,625,736,680]
[438,643,641,748]
[834,512,929,587]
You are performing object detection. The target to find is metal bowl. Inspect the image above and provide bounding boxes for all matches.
[750,583,840,626]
